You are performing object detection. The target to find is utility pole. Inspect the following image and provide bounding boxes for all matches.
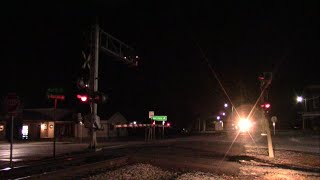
[85,21,138,150]
[259,72,274,158]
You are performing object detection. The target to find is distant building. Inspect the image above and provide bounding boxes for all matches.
[74,112,128,142]
[300,85,320,130]
[0,120,6,141]
[107,112,128,137]
[0,107,130,142]
[22,108,75,140]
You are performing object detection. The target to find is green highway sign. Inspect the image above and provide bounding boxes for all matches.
[152,116,167,121]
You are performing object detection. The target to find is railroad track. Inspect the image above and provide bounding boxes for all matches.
[17,156,129,180]
[0,149,128,179]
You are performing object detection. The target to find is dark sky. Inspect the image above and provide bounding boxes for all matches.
[0,1,319,128]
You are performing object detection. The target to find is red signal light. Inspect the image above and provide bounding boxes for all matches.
[77,94,88,102]
[166,122,170,127]
[261,102,271,111]
[259,76,264,80]
[265,103,271,109]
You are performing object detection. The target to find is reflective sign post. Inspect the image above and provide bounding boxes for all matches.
[162,121,165,139]
[53,98,57,159]
[271,116,277,136]
[273,122,275,135]
[3,93,20,168]
[47,93,65,158]
[10,115,14,168]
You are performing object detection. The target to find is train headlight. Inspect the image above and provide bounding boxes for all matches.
[238,118,252,132]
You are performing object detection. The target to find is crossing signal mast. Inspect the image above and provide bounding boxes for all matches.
[259,72,274,158]
[79,22,139,150]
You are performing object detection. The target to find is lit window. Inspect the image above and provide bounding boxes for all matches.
[41,123,47,130]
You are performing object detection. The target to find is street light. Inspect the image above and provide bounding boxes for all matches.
[296,95,308,130]
[296,95,307,111]
[297,96,303,103]
[224,103,234,116]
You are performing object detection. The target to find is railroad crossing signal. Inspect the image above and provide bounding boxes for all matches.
[76,92,107,104]
[261,102,271,113]
[77,94,89,102]
[258,72,274,158]
[92,92,107,104]
[79,22,139,150]
[261,102,271,109]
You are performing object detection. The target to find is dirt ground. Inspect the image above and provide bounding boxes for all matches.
[238,145,320,179]
[85,142,320,179]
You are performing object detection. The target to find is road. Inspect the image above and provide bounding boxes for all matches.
[0,134,243,171]
[0,140,144,168]
[0,142,90,165]
[1,131,319,178]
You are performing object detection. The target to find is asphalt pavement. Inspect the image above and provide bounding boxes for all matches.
[0,139,146,169]
[0,130,319,170]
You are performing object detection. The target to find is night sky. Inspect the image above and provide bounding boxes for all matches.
[1,1,319,128]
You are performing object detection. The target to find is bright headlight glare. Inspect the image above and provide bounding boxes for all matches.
[238,118,252,132]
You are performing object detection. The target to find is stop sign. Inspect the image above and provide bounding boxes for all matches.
[3,93,21,114]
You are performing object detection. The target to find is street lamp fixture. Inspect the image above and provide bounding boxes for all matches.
[224,103,228,108]
[296,95,308,130]
[296,95,307,111]
[297,96,303,103]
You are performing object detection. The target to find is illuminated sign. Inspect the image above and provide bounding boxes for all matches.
[22,125,29,139]
[149,111,154,118]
